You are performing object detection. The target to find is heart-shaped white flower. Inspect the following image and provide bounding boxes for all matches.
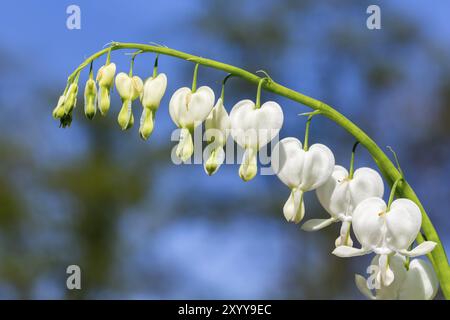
[230,100,284,181]
[355,255,438,300]
[271,137,334,223]
[96,62,116,115]
[115,72,143,130]
[203,98,231,175]
[139,73,168,139]
[169,86,215,162]
[333,197,436,286]
[302,165,384,247]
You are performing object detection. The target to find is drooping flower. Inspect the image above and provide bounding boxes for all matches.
[333,197,437,286]
[271,137,335,223]
[355,255,438,300]
[52,95,66,119]
[84,78,97,119]
[169,86,215,162]
[115,72,143,130]
[139,73,167,140]
[230,100,283,181]
[63,82,79,115]
[302,165,384,247]
[203,98,231,175]
[96,62,116,115]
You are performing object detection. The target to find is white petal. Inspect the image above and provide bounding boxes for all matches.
[316,165,349,218]
[301,218,337,231]
[115,72,133,100]
[332,246,368,257]
[352,197,386,250]
[350,167,384,206]
[283,189,304,223]
[141,73,167,109]
[385,199,422,251]
[203,146,225,176]
[169,86,215,129]
[299,143,335,191]
[205,98,231,146]
[399,258,439,300]
[271,137,304,188]
[399,241,437,257]
[230,100,283,150]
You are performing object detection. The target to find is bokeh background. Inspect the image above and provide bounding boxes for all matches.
[0,0,449,299]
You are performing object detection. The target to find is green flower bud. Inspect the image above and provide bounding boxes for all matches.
[139,107,155,140]
[204,147,225,176]
[176,128,194,162]
[63,83,78,114]
[84,78,97,119]
[52,95,66,119]
[118,100,134,130]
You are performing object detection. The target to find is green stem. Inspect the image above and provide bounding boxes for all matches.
[65,42,450,298]
[191,63,200,93]
[153,54,159,78]
[348,141,360,179]
[221,74,233,103]
[255,77,267,109]
[387,178,402,211]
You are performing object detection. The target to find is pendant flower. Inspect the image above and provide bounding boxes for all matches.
[230,100,283,181]
[203,97,231,175]
[271,137,334,223]
[84,78,97,119]
[333,197,437,286]
[169,86,215,162]
[355,255,438,300]
[302,165,384,247]
[115,72,143,130]
[139,73,167,139]
[96,62,116,115]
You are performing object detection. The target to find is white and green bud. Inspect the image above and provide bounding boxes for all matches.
[84,78,97,119]
[96,62,116,115]
[52,95,66,119]
[115,72,143,130]
[63,82,79,114]
[203,98,230,175]
[176,128,194,162]
[139,73,167,139]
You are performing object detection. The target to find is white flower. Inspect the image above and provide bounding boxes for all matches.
[271,137,334,223]
[139,73,167,139]
[230,100,283,181]
[96,62,116,115]
[169,86,215,162]
[302,165,384,247]
[84,78,97,119]
[355,255,438,300]
[203,98,231,175]
[333,197,436,286]
[115,72,143,130]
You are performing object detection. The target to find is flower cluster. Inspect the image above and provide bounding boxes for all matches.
[52,50,439,299]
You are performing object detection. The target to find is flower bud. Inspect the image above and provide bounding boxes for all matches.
[96,63,116,115]
[176,128,194,162]
[141,73,167,110]
[115,73,143,130]
[203,146,225,176]
[63,83,78,114]
[84,78,97,119]
[139,108,155,140]
[239,147,257,181]
[52,95,66,119]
